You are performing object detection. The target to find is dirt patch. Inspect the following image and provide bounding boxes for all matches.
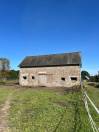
[0,84,81,94]
[19,85,81,93]
[54,101,67,107]
[0,94,12,132]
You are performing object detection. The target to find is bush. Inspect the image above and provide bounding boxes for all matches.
[90,75,99,82]
[95,84,99,88]
[8,70,19,80]
[0,80,6,85]
[0,70,19,80]
[88,82,99,88]
[81,71,90,80]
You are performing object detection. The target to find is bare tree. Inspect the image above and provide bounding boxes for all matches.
[0,58,10,71]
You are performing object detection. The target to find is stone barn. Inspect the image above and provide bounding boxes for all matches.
[19,52,81,87]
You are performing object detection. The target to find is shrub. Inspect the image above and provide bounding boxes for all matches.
[95,84,99,88]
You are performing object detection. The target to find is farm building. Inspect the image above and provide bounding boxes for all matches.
[19,52,81,87]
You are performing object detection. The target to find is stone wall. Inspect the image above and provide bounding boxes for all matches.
[19,66,81,87]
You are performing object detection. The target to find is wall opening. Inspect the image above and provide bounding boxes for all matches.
[32,76,35,79]
[23,76,27,80]
[61,77,65,81]
[71,77,77,81]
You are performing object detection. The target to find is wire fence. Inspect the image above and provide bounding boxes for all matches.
[81,84,99,132]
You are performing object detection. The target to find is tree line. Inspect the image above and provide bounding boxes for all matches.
[81,71,99,82]
[0,70,19,80]
[0,58,19,80]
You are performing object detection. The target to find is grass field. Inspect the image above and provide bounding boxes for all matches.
[85,83,99,128]
[0,84,98,132]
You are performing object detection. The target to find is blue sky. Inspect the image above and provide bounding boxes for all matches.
[0,0,99,75]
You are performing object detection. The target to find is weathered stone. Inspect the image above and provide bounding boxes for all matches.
[19,66,81,87]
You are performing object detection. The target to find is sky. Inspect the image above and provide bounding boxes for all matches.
[0,0,99,75]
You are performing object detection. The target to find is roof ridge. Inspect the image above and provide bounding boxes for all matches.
[25,51,81,58]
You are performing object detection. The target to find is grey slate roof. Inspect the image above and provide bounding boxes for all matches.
[19,52,81,68]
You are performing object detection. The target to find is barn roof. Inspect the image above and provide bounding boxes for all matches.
[19,52,81,68]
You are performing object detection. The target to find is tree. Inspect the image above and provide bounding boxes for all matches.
[8,70,19,79]
[0,70,10,81]
[0,70,19,80]
[81,70,90,80]
[0,58,10,71]
[90,75,99,82]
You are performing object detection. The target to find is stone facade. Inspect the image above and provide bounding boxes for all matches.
[19,66,81,87]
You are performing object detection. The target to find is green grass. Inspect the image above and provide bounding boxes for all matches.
[9,89,75,132]
[85,83,99,127]
[86,83,99,107]
[8,88,91,132]
[0,87,13,105]
[0,85,98,132]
